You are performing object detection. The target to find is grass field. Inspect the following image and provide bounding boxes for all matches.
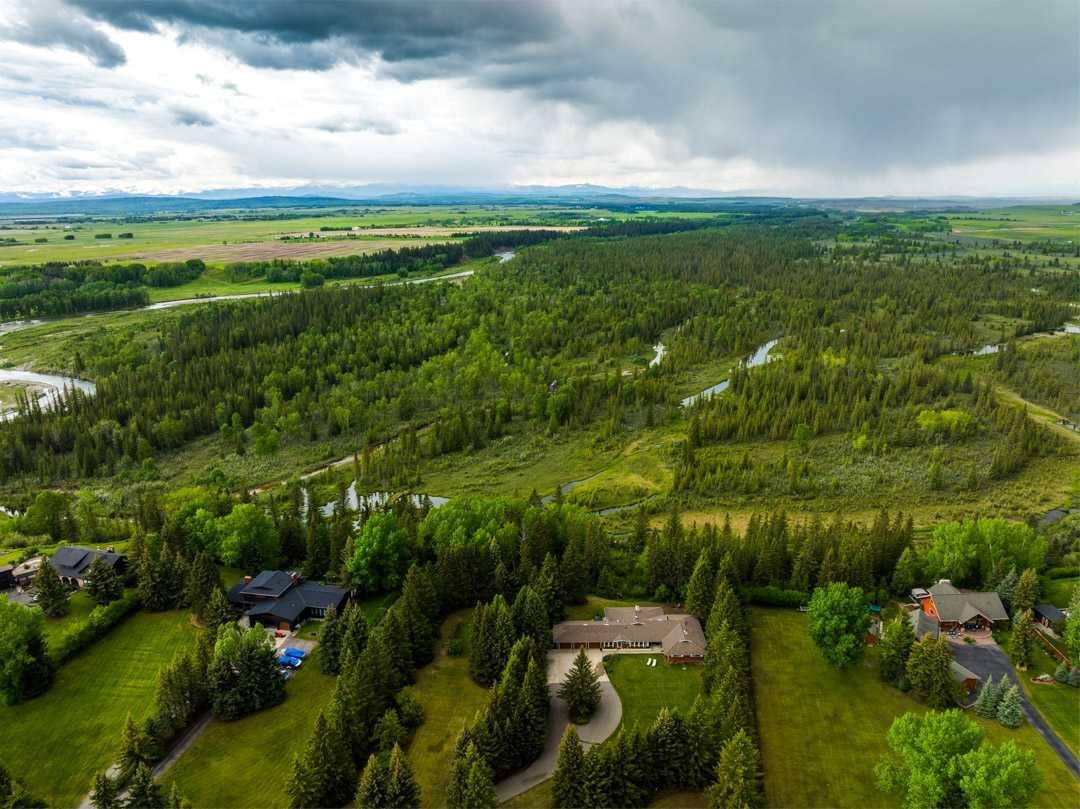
[162,659,335,809]
[404,610,489,808]
[0,205,701,267]
[751,608,1079,809]
[41,588,98,645]
[0,610,194,808]
[604,653,701,734]
[947,206,1080,243]
[1040,576,1078,609]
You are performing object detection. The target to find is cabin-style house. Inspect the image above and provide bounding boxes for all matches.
[552,606,706,663]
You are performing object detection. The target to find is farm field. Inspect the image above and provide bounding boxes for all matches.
[751,608,1078,809]
[162,660,336,809]
[0,205,702,267]
[404,610,489,808]
[0,610,195,808]
[947,205,1080,243]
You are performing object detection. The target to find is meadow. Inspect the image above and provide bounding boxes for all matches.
[946,205,1080,243]
[162,660,336,809]
[751,608,1078,809]
[0,610,195,808]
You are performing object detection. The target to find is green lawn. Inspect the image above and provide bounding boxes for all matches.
[563,596,662,621]
[162,659,335,809]
[1041,576,1077,609]
[41,589,98,646]
[0,610,195,808]
[404,610,489,808]
[604,653,702,734]
[752,608,1078,809]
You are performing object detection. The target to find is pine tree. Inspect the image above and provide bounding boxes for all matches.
[685,550,717,624]
[318,605,344,675]
[86,556,123,606]
[384,744,421,808]
[203,588,235,631]
[705,729,762,809]
[90,772,120,809]
[462,750,496,809]
[287,710,356,809]
[33,561,69,617]
[340,601,370,669]
[355,754,388,809]
[520,587,551,653]
[1009,609,1036,669]
[973,677,1001,719]
[877,616,915,684]
[185,551,222,621]
[118,714,145,780]
[125,763,165,809]
[1011,568,1039,616]
[996,684,1023,728]
[559,649,601,724]
[552,726,586,809]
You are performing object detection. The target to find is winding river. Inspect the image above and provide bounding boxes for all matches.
[0,369,96,421]
[681,338,780,407]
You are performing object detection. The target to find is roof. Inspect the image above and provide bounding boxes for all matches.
[1035,603,1066,623]
[12,557,43,577]
[951,660,980,684]
[50,547,124,580]
[232,572,349,624]
[924,582,1007,624]
[553,607,705,656]
[661,617,706,658]
[928,580,961,597]
[909,609,940,640]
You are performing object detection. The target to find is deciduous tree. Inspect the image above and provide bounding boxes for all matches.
[806,583,869,668]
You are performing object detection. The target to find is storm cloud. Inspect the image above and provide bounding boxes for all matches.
[0,0,1076,195]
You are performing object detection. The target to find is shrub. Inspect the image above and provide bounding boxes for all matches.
[50,592,140,665]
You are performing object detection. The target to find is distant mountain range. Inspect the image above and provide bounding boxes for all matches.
[0,183,1074,216]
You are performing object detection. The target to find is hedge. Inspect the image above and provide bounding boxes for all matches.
[50,592,141,665]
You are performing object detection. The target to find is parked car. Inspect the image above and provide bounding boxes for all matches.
[277,655,302,669]
[282,647,307,660]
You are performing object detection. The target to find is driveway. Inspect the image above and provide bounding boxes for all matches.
[950,641,1080,779]
[495,651,623,802]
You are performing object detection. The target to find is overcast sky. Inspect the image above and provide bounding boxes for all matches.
[1,0,1077,197]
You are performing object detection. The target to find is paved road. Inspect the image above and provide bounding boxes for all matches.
[495,652,623,802]
[950,642,1080,779]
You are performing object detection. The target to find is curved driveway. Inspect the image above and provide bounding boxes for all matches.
[495,650,623,802]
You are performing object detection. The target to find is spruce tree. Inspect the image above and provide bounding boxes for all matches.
[685,550,717,624]
[996,684,1023,728]
[1009,609,1036,669]
[906,636,956,709]
[287,710,355,809]
[185,551,222,621]
[125,763,165,809]
[339,601,370,669]
[462,750,496,809]
[558,648,601,724]
[86,557,123,606]
[33,561,69,618]
[878,616,915,684]
[705,729,762,809]
[384,744,421,809]
[445,734,472,809]
[552,726,586,809]
[355,754,388,809]
[1011,568,1039,617]
[318,605,344,675]
[90,772,120,809]
[973,677,1000,719]
[118,714,145,780]
[203,588,235,631]
[520,587,551,653]
[165,782,189,809]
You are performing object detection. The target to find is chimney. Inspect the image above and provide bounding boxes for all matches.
[244,575,252,584]
[290,571,300,583]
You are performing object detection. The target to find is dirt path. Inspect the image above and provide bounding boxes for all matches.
[994,384,1080,448]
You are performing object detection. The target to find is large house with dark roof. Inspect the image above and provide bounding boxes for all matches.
[50,546,127,588]
[552,606,706,663]
[910,580,1008,633]
[228,570,350,630]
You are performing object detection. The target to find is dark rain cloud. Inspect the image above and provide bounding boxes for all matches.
[1,1,126,68]
[171,106,214,127]
[13,0,1080,178]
